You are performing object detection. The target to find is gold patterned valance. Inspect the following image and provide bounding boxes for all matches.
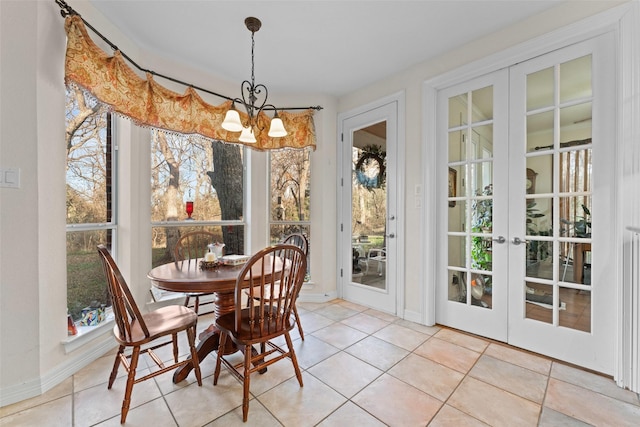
[64,15,316,151]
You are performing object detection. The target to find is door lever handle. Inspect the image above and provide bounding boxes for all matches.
[512,237,525,245]
[492,236,506,244]
[385,233,395,238]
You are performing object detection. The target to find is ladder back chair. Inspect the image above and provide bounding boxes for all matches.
[97,245,202,424]
[214,244,306,422]
[174,231,217,314]
[245,232,308,339]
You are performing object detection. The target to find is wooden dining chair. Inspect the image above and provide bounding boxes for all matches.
[97,245,202,424]
[174,231,217,314]
[245,233,308,339]
[214,244,306,422]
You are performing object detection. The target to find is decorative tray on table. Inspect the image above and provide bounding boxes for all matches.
[219,255,250,266]
[199,260,221,270]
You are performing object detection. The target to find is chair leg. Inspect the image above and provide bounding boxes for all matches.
[242,344,252,422]
[108,345,125,389]
[292,303,304,340]
[284,332,303,387]
[194,296,200,314]
[172,333,178,363]
[120,346,140,424]
[187,326,202,386]
[213,333,227,385]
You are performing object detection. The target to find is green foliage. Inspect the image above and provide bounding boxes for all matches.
[526,200,551,262]
[471,185,493,271]
[560,204,591,238]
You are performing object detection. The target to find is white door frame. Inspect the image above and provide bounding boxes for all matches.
[422,2,639,388]
[337,91,405,316]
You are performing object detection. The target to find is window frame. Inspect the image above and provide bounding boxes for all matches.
[65,102,118,328]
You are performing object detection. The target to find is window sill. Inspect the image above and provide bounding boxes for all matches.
[62,311,115,354]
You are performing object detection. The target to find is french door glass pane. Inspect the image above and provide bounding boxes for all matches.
[526,110,554,152]
[526,155,553,195]
[448,130,464,162]
[525,282,554,324]
[448,201,466,233]
[560,56,592,103]
[559,288,591,332]
[526,67,554,110]
[351,122,387,289]
[448,94,468,127]
[471,86,493,122]
[560,103,592,144]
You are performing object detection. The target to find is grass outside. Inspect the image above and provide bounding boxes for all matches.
[67,247,173,320]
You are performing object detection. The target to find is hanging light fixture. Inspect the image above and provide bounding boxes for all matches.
[221,17,287,143]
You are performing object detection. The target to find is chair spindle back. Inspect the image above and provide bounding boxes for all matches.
[237,244,307,339]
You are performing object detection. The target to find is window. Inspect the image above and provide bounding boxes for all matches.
[150,131,246,268]
[65,87,116,322]
[269,149,311,278]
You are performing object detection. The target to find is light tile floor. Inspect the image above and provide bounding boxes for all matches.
[2,299,640,426]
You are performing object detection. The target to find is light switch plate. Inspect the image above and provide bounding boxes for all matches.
[0,168,21,188]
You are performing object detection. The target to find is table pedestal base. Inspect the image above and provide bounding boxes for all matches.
[172,291,266,384]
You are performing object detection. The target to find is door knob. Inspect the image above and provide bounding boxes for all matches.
[386,233,395,238]
[512,237,525,245]
[492,236,506,244]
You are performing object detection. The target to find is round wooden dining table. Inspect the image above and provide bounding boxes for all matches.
[148,257,282,383]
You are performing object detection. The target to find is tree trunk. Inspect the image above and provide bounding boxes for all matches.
[156,132,181,260]
[209,142,244,254]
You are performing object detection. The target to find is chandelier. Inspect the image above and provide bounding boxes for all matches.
[221,17,286,143]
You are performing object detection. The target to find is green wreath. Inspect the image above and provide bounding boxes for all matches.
[355,145,386,189]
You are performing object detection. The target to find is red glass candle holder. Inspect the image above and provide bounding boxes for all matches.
[185,201,194,219]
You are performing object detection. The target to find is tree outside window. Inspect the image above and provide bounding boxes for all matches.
[65,87,115,321]
[150,131,246,267]
[269,149,311,278]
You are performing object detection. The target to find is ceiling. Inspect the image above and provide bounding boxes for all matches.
[86,1,568,98]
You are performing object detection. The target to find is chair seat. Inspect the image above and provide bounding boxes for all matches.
[245,284,283,302]
[216,306,294,342]
[113,305,197,346]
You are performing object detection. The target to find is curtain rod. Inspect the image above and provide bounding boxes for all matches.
[54,0,322,112]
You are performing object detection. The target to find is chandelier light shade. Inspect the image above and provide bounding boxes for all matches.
[221,17,287,142]
[268,112,287,137]
[239,126,257,143]
[221,105,243,132]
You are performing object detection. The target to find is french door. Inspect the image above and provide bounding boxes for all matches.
[436,33,616,374]
[339,99,399,314]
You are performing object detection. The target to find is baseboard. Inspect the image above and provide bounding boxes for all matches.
[0,332,116,407]
[297,290,338,303]
[403,309,423,325]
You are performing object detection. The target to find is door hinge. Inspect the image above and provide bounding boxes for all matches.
[340,224,343,232]
[340,268,343,277]
[341,177,343,187]
[341,133,344,142]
